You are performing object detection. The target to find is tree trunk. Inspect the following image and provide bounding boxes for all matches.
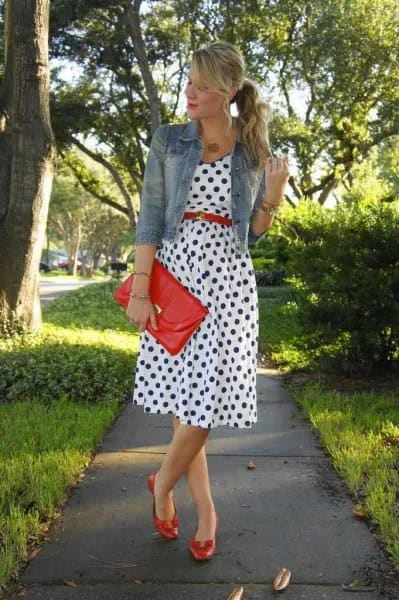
[66,221,82,276]
[0,0,55,334]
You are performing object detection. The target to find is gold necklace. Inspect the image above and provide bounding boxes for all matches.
[200,129,236,154]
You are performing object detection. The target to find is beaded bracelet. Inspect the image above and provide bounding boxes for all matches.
[130,292,151,300]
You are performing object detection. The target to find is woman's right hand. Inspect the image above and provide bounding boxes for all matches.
[125,297,159,332]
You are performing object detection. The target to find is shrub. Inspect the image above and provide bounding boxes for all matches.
[251,256,275,271]
[255,269,288,286]
[0,281,138,404]
[250,233,290,265]
[284,199,399,373]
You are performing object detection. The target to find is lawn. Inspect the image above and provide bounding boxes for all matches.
[0,279,137,592]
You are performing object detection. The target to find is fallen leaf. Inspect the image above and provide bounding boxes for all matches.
[28,548,41,560]
[134,579,144,584]
[247,461,256,470]
[64,580,77,588]
[353,505,368,519]
[226,586,244,599]
[272,567,291,591]
[342,578,359,588]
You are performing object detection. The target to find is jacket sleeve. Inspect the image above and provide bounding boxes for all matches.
[247,170,268,245]
[135,124,168,246]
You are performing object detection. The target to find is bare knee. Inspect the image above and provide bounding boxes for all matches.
[172,415,210,438]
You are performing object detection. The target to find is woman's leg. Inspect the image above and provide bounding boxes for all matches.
[172,415,217,541]
[153,415,217,540]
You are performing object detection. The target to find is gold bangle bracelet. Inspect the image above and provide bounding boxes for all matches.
[260,204,280,216]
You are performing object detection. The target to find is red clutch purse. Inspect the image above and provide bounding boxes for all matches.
[113,258,209,355]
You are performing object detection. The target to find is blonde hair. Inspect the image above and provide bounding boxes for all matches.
[191,41,272,168]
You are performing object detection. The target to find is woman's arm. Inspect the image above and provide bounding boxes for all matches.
[130,244,157,294]
[250,206,276,236]
[249,156,289,239]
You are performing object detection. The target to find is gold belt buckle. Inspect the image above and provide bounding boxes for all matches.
[195,210,207,220]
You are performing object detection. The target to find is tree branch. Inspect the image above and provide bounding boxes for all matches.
[69,135,137,228]
[124,0,161,133]
[59,149,130,217]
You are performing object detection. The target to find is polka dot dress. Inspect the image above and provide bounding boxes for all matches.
[132,153,258,429]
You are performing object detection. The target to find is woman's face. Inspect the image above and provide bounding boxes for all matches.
[184,67,226,120]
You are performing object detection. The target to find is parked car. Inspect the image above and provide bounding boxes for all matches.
[58,260,81,271]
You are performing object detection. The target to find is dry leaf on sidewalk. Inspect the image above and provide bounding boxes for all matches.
[226,585,244,599]
[272,567,291,591]
[247,461,256,470]
[352,504,368,519]
[64,580,77,588]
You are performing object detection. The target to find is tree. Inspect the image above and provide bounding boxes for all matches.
[49,174,88,276]
[341,135,399,205]
[0,0,56,334]
[224,0,399,205]
[48,157,131,274]
[49,0,399,216]
[49,0,190,229]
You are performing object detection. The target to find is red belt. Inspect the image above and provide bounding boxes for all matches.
[183,211,232,226]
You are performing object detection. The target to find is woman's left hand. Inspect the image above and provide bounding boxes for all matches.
[263,156,290,206]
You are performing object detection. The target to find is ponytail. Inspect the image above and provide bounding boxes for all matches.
[235,78,272,168]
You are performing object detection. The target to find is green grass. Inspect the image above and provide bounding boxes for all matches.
[0,397,119,584]
[258,286,399,563]
[296,383,399,561]
[0,279,138,589]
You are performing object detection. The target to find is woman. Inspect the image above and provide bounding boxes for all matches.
[126,41,290,561]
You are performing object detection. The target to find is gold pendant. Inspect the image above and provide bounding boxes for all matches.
[207,142,220,153]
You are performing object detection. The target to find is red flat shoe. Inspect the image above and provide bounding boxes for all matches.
[190,513,219,560]
[147,471,179,539]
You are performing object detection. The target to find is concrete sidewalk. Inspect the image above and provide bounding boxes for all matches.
[14,366,399,599]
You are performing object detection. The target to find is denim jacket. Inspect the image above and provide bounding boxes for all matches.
[135,119,267,253]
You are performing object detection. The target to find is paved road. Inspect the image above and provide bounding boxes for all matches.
[39,277,103,305]
[13,367,399,599]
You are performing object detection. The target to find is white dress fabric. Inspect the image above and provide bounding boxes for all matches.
[132,153,258,429]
